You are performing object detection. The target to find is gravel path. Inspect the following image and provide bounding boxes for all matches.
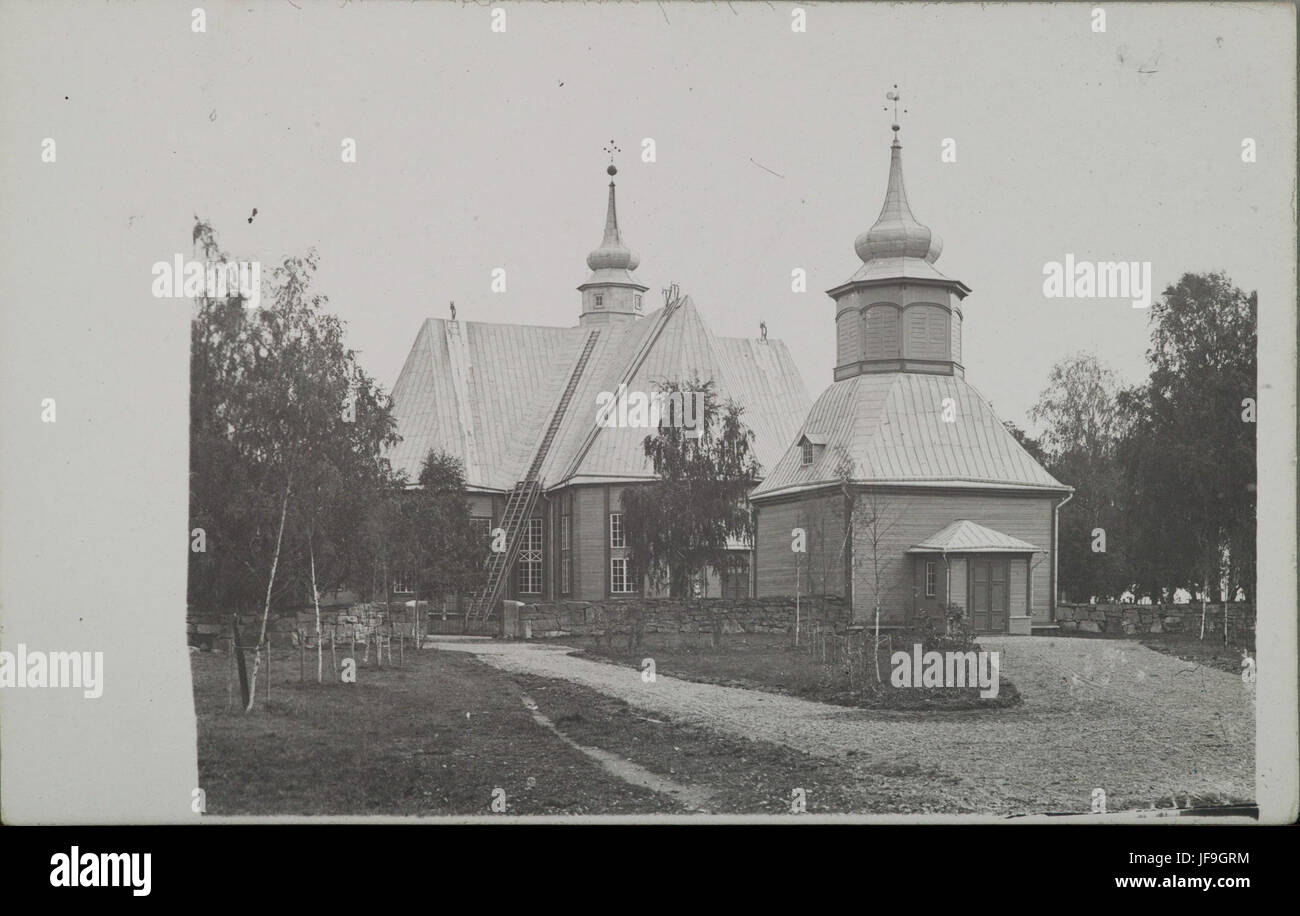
[435,636,1255,815]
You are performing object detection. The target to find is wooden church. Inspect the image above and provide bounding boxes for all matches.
[387,116,1071,633]
[385,163,812,609]
[749,120,1072,634]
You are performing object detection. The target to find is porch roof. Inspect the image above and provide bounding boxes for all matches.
[906,519,1043,554]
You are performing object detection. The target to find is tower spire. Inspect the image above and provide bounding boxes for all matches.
[578,141,647,326]
[586,141,639,272]
[855,87,941,265]
[825,90,971,381]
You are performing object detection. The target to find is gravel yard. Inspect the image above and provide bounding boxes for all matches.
[436,635,1255,815]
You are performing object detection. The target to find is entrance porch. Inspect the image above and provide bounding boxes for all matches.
[907,519,1045,635]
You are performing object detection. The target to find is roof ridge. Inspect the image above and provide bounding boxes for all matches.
[425,317,594,333]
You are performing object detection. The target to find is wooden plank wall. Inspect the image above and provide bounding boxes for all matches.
[758,488,1052,623]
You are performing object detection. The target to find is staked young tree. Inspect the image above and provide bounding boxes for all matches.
[187,219,399,709]
[287,367,397,682]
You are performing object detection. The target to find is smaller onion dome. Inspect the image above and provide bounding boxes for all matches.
[586,166,641,272]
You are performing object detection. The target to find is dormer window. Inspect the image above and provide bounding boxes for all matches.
[594,294,604,309]
[797,433,827,466]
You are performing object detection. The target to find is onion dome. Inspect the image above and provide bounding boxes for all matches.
[853,138,943,265]
[586,165,640,272]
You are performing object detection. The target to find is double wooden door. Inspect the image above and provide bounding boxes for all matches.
[969,558,1009,632]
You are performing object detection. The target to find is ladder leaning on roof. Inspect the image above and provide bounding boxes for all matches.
[466,328,602,622]
[554,290,684,486]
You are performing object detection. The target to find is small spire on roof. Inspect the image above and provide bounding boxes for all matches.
[449,300,456,322]
[760,320,768,342]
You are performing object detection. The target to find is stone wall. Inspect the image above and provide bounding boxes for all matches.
[186,604,419,651]
[1055,602,1255,637]
[512,596,847,639]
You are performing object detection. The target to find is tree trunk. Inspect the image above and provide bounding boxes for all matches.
[310,539,323,684]
[1199,573,1208,641]
[246,477,291,712]
[873,605,881,683]
[232,612,250,708]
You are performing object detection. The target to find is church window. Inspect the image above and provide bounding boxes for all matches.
[609,512,625,548]
[634,294,643,311]
[925,560,937,598]
[594,294,604,309]
[722,555,750,599]
[517,517,543,594]
[560,515,571,595]
[611,557,633,594]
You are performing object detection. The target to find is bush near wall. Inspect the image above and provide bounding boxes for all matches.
[1055,602,1255,638]
[513,596,847,640]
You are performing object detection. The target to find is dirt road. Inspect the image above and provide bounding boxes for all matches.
[435,635,1255,815]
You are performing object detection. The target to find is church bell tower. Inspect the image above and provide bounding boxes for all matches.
[578,147,648,326]
[827,89,972,380]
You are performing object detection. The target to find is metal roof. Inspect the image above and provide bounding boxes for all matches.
[750,372,1070,500]
[386,299,812,492]
[386,319,589,490]
[906,519,1044,554]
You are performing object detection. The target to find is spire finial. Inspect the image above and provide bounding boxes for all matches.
[883,84,907,144]
[603,139,621,177]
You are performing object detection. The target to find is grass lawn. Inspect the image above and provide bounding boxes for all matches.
[191,643,884,815]
[1138,632,1254,675]
[570,631,1020,710]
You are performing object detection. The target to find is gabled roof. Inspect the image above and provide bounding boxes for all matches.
[907,519,1043,554]
[542,298,812,486]
[386,318,591,491]
[386,299,812,492]
[750,372,1070,500]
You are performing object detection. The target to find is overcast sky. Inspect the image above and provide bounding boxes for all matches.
[3,0,1294,431]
